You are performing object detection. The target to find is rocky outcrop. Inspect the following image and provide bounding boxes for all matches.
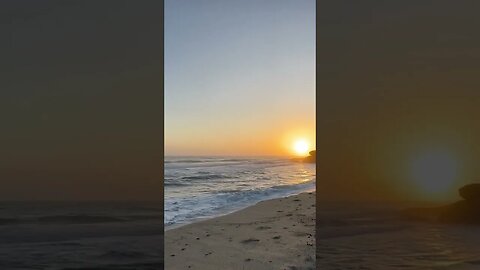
[403,183,480,224]
[303,150,316,163]
[291,150,316,163]
[438,183,480,224]
[459,183,480,203]
[438,200,480,224]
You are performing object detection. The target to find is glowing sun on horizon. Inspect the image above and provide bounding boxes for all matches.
[409,149,459,198]
[293,139,310,156]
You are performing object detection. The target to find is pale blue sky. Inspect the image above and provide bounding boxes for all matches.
[165,0,315,156]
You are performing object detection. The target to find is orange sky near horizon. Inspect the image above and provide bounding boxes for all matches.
[165,0,315,157]
[165,117,315,157]
[317,1,480,203]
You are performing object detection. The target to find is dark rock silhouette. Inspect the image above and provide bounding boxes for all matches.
[459,183,480,203]
[403,183,480,224]
[303,150,316,163]
[291,150,315,163]
[438,200,480,224]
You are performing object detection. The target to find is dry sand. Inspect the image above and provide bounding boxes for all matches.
[165,192,316,270]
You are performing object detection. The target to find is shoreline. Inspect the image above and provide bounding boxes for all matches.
[165,187,315,232]
[165,191,316,270]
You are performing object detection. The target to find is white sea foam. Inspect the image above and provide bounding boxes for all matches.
[164,156,316,228]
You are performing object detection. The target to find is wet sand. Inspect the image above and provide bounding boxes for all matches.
[165,192,315,270]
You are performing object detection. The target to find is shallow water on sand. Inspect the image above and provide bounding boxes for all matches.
[317,203,480,269]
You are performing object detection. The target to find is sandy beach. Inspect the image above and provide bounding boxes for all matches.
[165,192,315,270]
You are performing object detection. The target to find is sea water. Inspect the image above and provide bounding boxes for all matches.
[164,156,316,228]
[317,202,480,269]
[0,201,163,269]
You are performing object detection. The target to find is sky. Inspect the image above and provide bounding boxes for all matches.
[317,0,480,202]
[165,0,316,156]
[0,1,162,201]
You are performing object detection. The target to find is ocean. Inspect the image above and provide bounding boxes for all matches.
[0,201,163,270]
[164,156,316,228]
[317,202,480,269]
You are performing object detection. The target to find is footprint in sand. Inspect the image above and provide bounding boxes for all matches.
[241,238,260,244]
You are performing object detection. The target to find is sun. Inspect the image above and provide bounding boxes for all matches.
[293,139,310,156]
[409,149,459,198]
